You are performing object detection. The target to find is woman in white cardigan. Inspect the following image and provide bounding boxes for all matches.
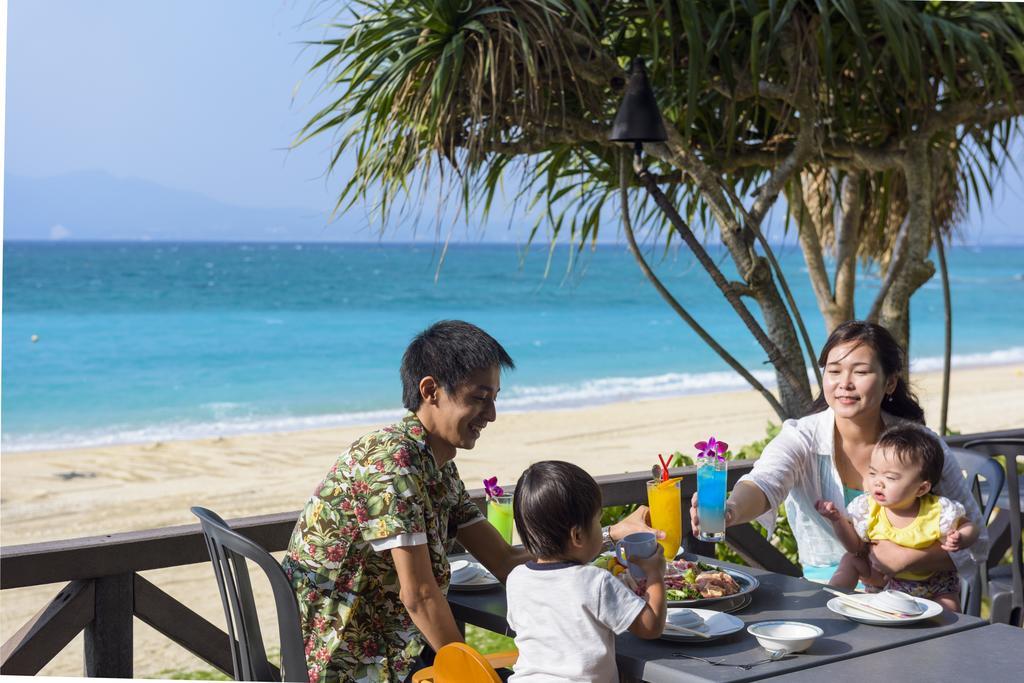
[691,321,987,585]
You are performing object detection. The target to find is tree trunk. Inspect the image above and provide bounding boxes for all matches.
[748,262,814,416]
[833,173,862,325]
[880,140,937,364]
[789,170,844,332]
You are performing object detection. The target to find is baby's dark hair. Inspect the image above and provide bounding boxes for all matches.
[876,425,945,488]
[513,461,602,558]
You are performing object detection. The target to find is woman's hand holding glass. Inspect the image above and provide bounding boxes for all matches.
[689,492,737,538]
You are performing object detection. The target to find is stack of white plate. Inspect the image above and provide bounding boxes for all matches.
[449,559,499,590]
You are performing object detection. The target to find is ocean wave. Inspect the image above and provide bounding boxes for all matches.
[0,408,406,453]
[4,346,1022,452]
[909,346,1024,373]
[499,370,779,410]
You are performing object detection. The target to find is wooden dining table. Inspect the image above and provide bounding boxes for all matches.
[446,554,994,683]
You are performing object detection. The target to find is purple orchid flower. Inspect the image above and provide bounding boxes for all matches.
[483,476,504,500]
[695,436,729,462]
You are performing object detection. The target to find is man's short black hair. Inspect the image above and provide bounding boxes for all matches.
[400,320,514,411]
[877,424,945,488]
[513,460,602,559]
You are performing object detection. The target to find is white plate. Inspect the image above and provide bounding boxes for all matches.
[826,595,943,626]
[660,608,745,642]
[448,560,500,591]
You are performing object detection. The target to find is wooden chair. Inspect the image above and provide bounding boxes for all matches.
[411,643,517,683]
[191,506,309,682]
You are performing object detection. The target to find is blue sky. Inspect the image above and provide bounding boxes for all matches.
[4,0,1023,244]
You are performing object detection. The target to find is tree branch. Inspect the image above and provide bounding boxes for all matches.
[617,156,788,421]
[834,172,862,320]
[749,106,815,226]
[634,161,810,400]
[919,96,1024,140]
[711,74,800,108]
[867,216,912,324]
[789,171,837,317]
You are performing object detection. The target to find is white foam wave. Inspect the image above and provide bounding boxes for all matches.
[4,346,1022,452]
[909,346,1024,373]
[0,408,406,453]
[499,370,778,411]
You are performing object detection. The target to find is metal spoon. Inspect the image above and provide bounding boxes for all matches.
[739,649,789,669]
[671,649,788,670]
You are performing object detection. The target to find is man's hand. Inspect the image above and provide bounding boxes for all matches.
[610,505,666,542]
[814,499,841,522]
[941,529,963,552]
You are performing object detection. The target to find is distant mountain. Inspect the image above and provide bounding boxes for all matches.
[3,171,337,241]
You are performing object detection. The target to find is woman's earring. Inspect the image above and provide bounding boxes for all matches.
[886,393,894,403]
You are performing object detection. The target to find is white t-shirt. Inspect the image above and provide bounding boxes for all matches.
[505,561,646,683]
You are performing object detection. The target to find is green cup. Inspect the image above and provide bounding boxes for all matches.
[487,494,514,543]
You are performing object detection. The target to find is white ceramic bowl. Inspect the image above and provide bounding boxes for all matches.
[872,590,925,615]
[746,621,823,654]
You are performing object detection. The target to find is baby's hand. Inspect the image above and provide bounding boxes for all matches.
[941,529,963,552]
[631,552,666,583]
[815,499,841,521]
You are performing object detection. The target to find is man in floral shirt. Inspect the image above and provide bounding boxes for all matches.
[283,320,663,682]
[283,321,523,682]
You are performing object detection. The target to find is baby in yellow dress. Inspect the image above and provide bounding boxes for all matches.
[816,425,978,611]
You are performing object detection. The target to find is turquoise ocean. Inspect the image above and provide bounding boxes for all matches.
[3,241,1022,452]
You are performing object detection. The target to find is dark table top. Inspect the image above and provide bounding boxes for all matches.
[446,557,988,683]
[758,622,1024,681]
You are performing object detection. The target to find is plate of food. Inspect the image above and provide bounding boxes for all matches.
[448,559,500,591]
[591,553,758,608]
[664,558,759,607]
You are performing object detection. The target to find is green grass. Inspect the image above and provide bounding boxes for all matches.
[466,624,516,654]
[154,668,230,680]
[156,632,515,679]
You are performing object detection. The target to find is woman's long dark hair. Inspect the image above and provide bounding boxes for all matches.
[808,321,925,424]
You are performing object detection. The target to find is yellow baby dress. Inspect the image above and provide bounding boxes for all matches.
[846,493,965,580]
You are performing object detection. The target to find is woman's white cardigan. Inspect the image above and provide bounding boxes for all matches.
[737,408,988,574]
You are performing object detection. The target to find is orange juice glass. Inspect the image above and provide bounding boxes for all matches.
[646,477,682,560]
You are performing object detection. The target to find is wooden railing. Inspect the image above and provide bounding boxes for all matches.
[3,427,1021,678]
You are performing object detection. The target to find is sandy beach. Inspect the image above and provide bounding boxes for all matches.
[2,364,1022,677]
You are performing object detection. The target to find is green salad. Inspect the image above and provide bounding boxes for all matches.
[664,560,739,601]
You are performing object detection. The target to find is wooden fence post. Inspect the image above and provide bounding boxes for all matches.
[85,573,134,677]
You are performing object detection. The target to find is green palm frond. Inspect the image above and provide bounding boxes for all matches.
[297,0,1024,247]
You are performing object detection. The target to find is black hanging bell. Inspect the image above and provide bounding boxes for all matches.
[609,58,667,144]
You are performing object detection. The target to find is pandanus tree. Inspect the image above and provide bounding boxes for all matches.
[298,0,1024,421]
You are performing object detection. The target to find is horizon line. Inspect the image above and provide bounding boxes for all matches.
[5,238,1024,248]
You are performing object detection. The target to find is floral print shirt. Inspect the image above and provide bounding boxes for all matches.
[282,413,485,683]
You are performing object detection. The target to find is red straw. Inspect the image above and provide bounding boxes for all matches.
[657,453,671,481]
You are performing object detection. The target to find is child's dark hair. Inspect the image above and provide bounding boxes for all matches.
[876,425,945,488]
[513,461,602,558]
[400,320,514,411]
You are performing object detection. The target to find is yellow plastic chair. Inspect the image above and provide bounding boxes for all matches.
[411,643,517,683]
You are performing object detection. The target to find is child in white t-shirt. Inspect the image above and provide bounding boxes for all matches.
[505,461,667,683]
